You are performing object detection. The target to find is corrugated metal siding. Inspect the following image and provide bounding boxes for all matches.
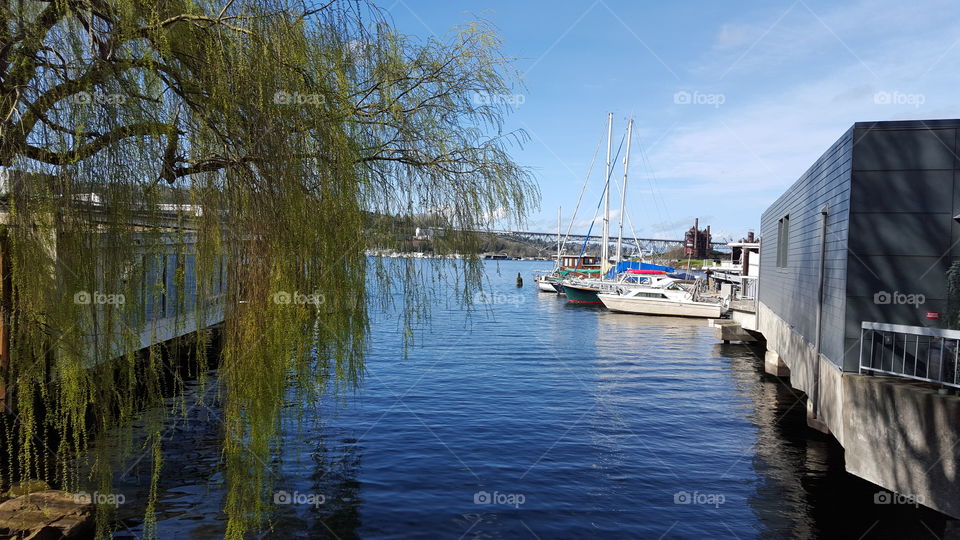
[760,126,854,368]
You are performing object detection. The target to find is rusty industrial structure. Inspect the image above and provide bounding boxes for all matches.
[683,218,712,259]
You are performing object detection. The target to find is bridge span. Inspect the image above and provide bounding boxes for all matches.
[419,227,729,255]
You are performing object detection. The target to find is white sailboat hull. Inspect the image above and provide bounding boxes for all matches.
[537,280,557,292]
[598,294,722,318]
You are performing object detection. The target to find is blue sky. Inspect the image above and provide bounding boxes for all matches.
[383,0,960,242]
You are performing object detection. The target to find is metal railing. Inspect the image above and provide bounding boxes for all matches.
[739,276,758,300]
[859,322,960,389]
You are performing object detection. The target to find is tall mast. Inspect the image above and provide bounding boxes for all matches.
[616,119,633,264]
[556,205,561,268]
[601,112,613,278]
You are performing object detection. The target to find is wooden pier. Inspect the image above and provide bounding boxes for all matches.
[0,200,226,414]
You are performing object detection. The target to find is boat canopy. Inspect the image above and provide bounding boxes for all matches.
[626,269,668,275]
[605,261,676,279]
[559,268,601,275]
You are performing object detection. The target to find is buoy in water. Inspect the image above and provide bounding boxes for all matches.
[516,272,523,287]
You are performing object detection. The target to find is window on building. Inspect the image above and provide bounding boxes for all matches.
[776,215,789,268]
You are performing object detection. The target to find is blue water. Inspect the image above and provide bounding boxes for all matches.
[114,260,954,539]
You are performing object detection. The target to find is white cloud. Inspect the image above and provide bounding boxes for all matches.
[650,0,960,203]
[714,23,753,50]
[697,0,957,81]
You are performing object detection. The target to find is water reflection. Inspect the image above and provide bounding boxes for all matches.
[110,379,229,539]
[106,261,957,538]
[271,427,363,539]
[111,383,365,539]
[715,342,955,539]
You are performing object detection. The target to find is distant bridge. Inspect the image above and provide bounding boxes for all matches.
[418,227,729,256]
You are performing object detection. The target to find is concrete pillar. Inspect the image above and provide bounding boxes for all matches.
[763,350,789,377]
[805,398,830,435]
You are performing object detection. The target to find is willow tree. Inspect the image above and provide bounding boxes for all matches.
[0,0,536,537]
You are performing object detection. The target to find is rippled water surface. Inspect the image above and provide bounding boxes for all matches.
[114,260,956,539]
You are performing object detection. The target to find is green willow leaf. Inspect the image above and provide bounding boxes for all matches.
[0,1,537,537]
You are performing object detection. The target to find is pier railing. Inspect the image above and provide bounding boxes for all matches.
[739,276,758,300]
[859,322,960,389]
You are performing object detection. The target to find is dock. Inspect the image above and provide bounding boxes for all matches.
[0,198,225,412]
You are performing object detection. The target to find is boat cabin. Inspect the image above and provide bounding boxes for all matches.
[560,255,600,269]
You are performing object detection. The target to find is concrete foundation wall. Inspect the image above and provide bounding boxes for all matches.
[764,350,789,377]
[731,308,757,331]
[759,300,960,519]
[758,301,845,445]
[843,375,960,519]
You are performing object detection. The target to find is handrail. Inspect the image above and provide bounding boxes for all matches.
[861,321,960,340]
[859,321,959,389]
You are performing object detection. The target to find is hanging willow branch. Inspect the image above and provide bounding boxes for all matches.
[0,0,537,537]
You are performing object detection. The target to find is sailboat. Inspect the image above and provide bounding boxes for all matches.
[534,207,564,293]
[534,273,559,292]
[563,114,635,304]
[563,270,666,303]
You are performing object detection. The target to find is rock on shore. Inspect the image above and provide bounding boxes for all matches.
[0,490,93,539]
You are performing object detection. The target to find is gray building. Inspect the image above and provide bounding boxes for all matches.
[754,119,960,520]
[760,119,960,371]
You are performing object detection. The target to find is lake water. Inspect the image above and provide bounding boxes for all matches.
[113,260,955,539]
